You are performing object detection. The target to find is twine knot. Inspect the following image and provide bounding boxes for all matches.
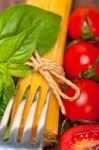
[26,51,80,115]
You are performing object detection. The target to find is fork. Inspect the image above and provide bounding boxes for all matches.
[0,91,50,150]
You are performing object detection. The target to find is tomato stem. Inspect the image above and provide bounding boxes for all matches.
[81,56,99,82]
[81,18,94,39]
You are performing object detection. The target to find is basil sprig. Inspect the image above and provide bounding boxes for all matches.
[0,4,61,120]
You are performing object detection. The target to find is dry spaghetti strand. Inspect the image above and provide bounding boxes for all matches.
[26,51,80,115]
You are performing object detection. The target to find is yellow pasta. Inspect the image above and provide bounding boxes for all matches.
[11,0,73,145]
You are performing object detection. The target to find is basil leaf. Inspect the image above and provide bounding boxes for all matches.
[2,72,15,100]
[0,65,15,121]
[8,63,32,77]
[0,26,40,63]
[0,4,61,55]
[0,78,3,99]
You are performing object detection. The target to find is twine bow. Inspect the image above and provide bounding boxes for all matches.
[26,51,80,115]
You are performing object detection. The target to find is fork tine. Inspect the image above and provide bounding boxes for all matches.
[23,91,51,150]
[34,91,50,148]
[22,91,39,144]
[16,78,40,142]
[10,75,31,126]
[45,92,59,138]
[0,98,14,139]
[30,84,48,143]
[9,101,26,142]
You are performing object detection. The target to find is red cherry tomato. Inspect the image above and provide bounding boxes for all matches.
[95,42,99,76]
[63,79,99,121]
[63,41,99,80]
[68,6,99,39]
[95,62,99,76]
[59,124,99,150]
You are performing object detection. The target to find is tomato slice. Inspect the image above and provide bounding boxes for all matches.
[59,124,99,150]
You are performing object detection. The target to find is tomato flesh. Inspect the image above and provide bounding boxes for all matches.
[68,6,99,39]
[59,124,99,150]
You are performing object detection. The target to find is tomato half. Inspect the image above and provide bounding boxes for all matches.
[63,41,99,80]
[63,79,99,121]
[59,124,99,150]
[68,6,99,39]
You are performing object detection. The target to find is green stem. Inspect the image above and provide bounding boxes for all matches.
[81,56,99,82]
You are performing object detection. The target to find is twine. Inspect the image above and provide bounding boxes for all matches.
[26,51,80,115]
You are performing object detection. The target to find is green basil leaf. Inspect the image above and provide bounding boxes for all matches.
[0,65,15,121]
[2,72,15,100]
[0,78,3,99]
[0,26,41,63]
[0,64,15,95]
[0,4,61,56]
[8,63,32,77]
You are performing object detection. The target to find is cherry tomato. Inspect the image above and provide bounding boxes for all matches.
[59,124,99,150]
[68,6,99,39]
[63,79,99,121]
[63,41,99,80]
[95,42,99,76]
[95,61,99,76]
